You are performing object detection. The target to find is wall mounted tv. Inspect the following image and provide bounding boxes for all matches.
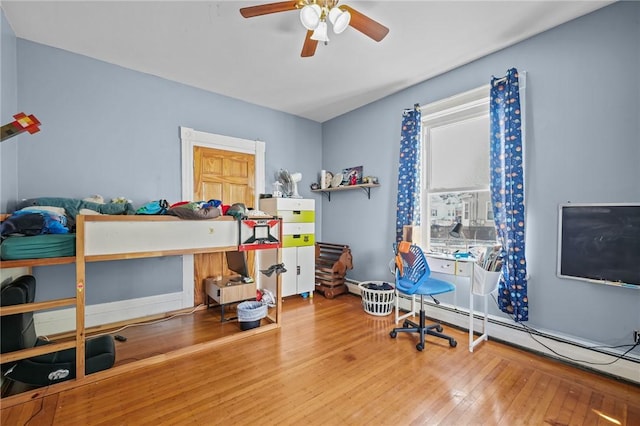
[557,203,640,288]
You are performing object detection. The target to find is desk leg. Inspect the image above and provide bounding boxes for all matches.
[470,293,491,352]
[483,295,489,343]
[395,291,417,325]
[469,288,474,352]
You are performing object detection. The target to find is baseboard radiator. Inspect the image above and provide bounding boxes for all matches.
[346,279,640,385]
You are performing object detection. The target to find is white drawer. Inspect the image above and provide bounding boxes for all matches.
[261,198,315,211]
[426,256,473,277]
[282,222,315,235]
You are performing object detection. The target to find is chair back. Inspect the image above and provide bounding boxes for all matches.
[393,243,432,295]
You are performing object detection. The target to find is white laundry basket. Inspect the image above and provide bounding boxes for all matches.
[358,281,395,316]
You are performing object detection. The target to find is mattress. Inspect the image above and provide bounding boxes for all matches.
[1,234,76,260]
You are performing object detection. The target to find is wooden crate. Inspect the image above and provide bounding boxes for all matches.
[315,242,352,299]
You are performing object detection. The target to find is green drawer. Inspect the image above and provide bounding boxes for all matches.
[282,233,315,247]
[278,210,315,223]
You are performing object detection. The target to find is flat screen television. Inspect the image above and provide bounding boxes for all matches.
[225,250,252,283]
[557,203,640,287]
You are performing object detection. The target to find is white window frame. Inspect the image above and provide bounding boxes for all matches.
[420,73,527,252]
[421,85,491,251]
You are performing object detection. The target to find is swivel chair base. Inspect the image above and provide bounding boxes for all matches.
[390,294,457,351]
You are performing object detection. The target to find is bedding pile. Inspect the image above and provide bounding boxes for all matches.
[0,196,254,261]
[1,197,135,260]
[136,199,229,220]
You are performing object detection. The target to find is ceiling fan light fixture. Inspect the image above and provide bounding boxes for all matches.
[310,21,329,42]
[300,4,321,30]
[327,7,341,25]
[331,9,350,34]
[240,1,389,58]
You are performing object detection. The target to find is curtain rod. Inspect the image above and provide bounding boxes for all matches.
[403,103,421,113]
[492,70,527,87]
[492,76,507,86]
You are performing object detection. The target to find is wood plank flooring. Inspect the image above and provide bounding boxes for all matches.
[2,294,639,425]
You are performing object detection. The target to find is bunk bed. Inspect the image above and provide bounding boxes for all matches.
[0,214,282,407]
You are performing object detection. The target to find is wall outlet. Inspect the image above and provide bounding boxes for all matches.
[634,330,640,345]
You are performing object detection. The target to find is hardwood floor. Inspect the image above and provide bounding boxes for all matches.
[2,294,639,425]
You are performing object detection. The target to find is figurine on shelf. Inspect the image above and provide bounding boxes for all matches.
[348,170,358,185]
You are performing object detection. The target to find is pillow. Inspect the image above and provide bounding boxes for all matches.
[18,206,66,216]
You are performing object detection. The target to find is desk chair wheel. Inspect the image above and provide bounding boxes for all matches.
[449,338,457,348]
[390,330,397,338]
[416,343,424,351]
[435,325,443,333]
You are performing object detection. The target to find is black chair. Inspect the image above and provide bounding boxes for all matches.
[1,275,116,387]
[389,242,457,351]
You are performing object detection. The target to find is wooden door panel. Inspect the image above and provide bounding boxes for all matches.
[227,185,251,208]
[193,146,255,306]
[201,182,223,201]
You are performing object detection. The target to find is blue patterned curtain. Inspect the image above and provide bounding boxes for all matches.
[395,104,421,242]
[490,68,528,321]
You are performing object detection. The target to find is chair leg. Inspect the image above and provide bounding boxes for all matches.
[390,295,457,351]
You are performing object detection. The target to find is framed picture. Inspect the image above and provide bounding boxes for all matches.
[342,166,363,185]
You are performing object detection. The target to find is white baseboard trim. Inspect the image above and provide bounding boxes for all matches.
[34,292,185,336]
[346,280,640,384]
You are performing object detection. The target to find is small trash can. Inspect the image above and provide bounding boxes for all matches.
[237,301,268,330]
[358,281,395,316]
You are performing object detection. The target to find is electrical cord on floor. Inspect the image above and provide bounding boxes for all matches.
[96,303,207,338]
[39,304,207,341]
[490,293,639,366]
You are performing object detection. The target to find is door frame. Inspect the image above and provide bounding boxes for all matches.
[180,126,266,307]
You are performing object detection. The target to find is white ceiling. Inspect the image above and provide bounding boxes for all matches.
[2,1,613,123]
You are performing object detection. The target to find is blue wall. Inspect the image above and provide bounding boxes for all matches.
[321,2,640,349]
[1,11,18,212]
[3,22,322,304]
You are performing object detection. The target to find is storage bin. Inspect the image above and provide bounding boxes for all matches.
[237,301,268,330]
[358,281,395,316]
[472,263,501,295]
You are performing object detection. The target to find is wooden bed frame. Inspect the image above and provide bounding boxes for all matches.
[0,214,282,407]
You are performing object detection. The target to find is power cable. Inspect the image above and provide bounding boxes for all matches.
[490,294,639,366]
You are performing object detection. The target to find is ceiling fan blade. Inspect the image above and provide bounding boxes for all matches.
[240,1,299,18]
[340,5,389,42]
[301,30,318,57]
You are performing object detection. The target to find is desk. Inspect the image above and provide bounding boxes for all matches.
[205,276,256,321]
[424,254,497,352]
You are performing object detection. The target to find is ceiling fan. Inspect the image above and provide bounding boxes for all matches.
[239,1,389,57]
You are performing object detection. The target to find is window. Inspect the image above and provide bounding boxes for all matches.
[421,86,497,253]
[486,201,494,221]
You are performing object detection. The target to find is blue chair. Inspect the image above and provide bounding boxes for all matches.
[389,242,457,351]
